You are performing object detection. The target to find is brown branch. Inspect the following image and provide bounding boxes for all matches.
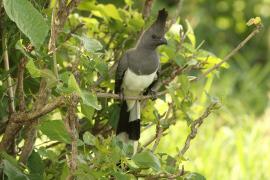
[193,25,263,81]
[64,95,79,180]
[151,103,172,152]
[19,80,49,163]
[49,6,59,78]
[95,91,166,100]
[48,0,81,77]
[142,0,154,20]
[13,95,66,123]
[17,57,27,112]
[19,121,38,164]
[151,120,163,152]
[177,102,219,157]
[0,80,50,154]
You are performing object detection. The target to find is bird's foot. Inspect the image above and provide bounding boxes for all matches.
[149,90,158,101]
[119,91,125,102]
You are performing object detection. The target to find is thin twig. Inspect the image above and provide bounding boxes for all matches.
[194,25,263,81]
[151,103,172,152]
[177,102,218,157]
[2,31,15,114]
[95,91,167,100]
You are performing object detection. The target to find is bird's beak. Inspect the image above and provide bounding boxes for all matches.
[159,37,167,45]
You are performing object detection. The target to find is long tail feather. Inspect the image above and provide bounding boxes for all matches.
[116,101,140,140]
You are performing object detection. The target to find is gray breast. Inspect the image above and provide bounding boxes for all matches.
[127,50,159,75]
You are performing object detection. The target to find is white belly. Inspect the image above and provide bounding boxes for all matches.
[122,68,157,92]
[122,68,157,112]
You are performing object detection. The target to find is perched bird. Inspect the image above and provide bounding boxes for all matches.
[115,9,168,149]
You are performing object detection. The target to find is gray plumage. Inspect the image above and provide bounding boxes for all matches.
[115,9,168,141]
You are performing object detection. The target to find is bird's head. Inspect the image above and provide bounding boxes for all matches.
[137,8,168,49]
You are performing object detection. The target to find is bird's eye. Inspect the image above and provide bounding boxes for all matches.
[152,34,158,39]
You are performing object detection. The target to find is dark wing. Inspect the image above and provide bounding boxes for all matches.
[115,53,128,94]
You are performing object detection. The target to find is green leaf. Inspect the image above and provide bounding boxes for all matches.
[113,172,132,180]
[0,151,20,168]
[15,39,32,59]
[83,131,97,146]
[81,104,95,121]
[26,59,41,78]
[3,0,49,48]
[124,0,133,6]
[39,120,71,144]
[68,74,81,93]
[185,20,196,47]
[40,69,58,88]
[27,151,44,176]
[27,174,43,180]
[184,172,206,180]
[97,4,122,21]
[81,90,101,110]
[132,151,161,171]
[73,34,103,52]
[3,160,29,180]
[175,54,185,66]
[37,147,58,162]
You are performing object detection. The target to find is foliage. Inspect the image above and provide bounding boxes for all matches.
[0,0,267,179]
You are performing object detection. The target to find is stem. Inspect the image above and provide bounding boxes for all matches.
[2,31,15,114]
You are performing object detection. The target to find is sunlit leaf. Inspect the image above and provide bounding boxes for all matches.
[184,172,206,180]
[97,4,122,21]
[83,131,97,146]
[124,0,133,6]
[3,0,49,48]
[39,120,71,144]
[81,90,101,110]
[26,59,41,78]
[185,20,196,47]
[68,74,81,93]
[81,104,95,121]
[73,34,103,52]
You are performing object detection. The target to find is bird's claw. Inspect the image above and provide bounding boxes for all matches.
[119,91,125,102]
[149,90,158,101]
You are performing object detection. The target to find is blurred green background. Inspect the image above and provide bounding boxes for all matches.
[1,0,269,179]
[151,0,270,179]
[101,0,270,178]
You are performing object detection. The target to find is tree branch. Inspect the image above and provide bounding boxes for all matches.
[177,102,219,157]
[142,0,154,20]
[19,121,38,164]
[17,57,27,112]
[64,95,79,180]
[48,0,81,77]
[151,103,172,152]
[194,25,263,81]
[19,79,49,163]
